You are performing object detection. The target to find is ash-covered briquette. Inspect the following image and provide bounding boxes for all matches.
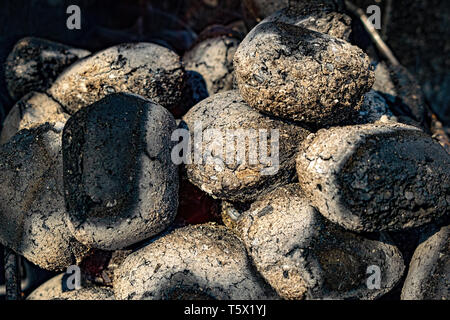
[175,173,221,227]
[27,274,115,300]
[0,123,89,271]
[173,70,209,118]
[63,93,179,251]
[296,122,450,232]
[372,61,429,129]
[237,184,405,300]
[79,249,132,287]
[182,90,310,203]
[261,1,351,42]
[183,35,240,96]
[0,91,69,144]
[113,223,279,300]
[234,22,374,126]
[401,225,449,300]
[47,42,186,115]
[220,201,251,233]
[4,37,90,101]
[243,0,347,31]
[243,0,289,23]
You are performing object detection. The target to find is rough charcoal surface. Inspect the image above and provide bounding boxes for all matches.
[0,91,69,144]
[27,273,115,300]
[63,93,179,250]
[262,2,351,41]
[401,225,449,300]
[184,35,240,96]
[183,90,310,202]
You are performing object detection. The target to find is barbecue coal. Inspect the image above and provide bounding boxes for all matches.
[0,0,448,301]
[0,124,88,271]
[27,273,115,300]
[5,37,90,101]
[296,122,450,232]
[63,93,178,250]
[48,42,186,115]
[114,223,278,300]
[234,22,374,126]
[372,61,429,130]
[183,90,310,202]
[243,0,289,23]
[401,225,449,300]
[262,1,352,41]
[0,91,69,144]
[183,34,240,95]
[237,184,405,300]
[174,70,209,118]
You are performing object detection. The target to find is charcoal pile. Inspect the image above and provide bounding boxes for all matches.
[0,0,448,301]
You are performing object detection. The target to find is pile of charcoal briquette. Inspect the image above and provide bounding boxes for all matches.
[0,0,448,300]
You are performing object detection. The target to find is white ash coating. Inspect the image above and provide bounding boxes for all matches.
[63,93,179,250]
[182,90,310,202]
[113,223,278,300]
[234,22,374,126]
[296,122,450,232]
[48,42,185,114]
[0,124,88,271]
[184,35,240,95]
